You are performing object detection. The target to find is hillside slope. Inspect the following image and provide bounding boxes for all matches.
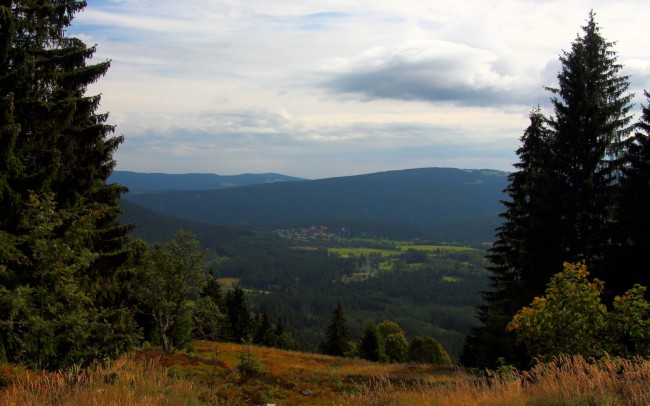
[124,167,508,241]
[110,170,305,193]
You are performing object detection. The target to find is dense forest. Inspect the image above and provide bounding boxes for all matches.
[1,1,649,386]
[462,12,650,368]
[109,171,305,193]
[123,167,508,242]
[121,200,485,359]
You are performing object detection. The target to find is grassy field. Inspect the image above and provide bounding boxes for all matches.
[396,245,476,252]
[2,342,649,405]
[330,244,476,258]
[215,278,240,288]
[329,247,399,258]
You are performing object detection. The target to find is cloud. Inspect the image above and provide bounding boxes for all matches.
[68,1,650,178]
[110,104,524,178]
[320,40,551,107]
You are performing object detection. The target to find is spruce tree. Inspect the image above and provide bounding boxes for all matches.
[225,286,252,343]
[358,322,385,362]
[615,91,650,293]
[253,309,273,346]
[545,11,633,288]
[463,12,634,368]
[0,1,136,368]
[462,108,556,367]
[323,300,350,357]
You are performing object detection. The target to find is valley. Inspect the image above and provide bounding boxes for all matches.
[121,196,490,360]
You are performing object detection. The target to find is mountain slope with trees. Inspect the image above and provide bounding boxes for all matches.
[109,171,305,193]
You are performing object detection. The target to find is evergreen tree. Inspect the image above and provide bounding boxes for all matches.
[615,91,650,293]
[545,11,633,290]
[202,276,225,307]
[273,317,296,350]
[462,108,555,368]
[463,13,634,368]
[322,300,350,357]
[225,286,252,343]
[358,322,385,362]
[253,309,273,347]
[0,1,136,368]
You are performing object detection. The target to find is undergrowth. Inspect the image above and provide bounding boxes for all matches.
[1,342,648,405]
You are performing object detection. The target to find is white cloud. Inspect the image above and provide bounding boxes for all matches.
[71,0,650,178]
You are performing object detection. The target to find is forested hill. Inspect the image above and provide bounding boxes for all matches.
[123,167,508,242]
[109,171,305,193]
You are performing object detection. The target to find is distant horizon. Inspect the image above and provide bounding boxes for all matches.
[112,165,510,181]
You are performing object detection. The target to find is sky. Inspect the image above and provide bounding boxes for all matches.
[70,1,650,179]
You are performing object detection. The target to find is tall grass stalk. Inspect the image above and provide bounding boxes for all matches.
[338,355,650,405]
[0,354,199,405]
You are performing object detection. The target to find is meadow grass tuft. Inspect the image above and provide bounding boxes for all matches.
[2,343,648,405]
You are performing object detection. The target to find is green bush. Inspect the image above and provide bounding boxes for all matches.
[408,336,452,365]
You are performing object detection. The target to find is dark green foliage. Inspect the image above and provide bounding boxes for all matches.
[377,320,405,337]
[358,323,385,362]
[322,301,350,357]
[383,334,408,363]
[192,296,224,341]
[225,286,252,343]
[609,285,650,357]
[408,336,452,365]
[273,317,296,350]
[236,347,264,377]
[0,1,137,369]
[253,310,274,347]
[125,168,508,242]
[464,13,636,368]
[134,231,207,351]
[0,193,121,368]
[377,321,408,363]
[545,11,633,294]
[123,200,490,360]
[508,262,650,360]
[202,277,225,306]
[110,171,305,192]
[615,91,650,293]
[463,108,553,368]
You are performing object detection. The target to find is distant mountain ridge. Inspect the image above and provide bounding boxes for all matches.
[109,171,305,193]
[123,167,509,242]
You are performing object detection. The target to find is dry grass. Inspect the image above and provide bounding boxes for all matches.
[0,354,199,405]
[337,354,650,406]
[2,344,649,405]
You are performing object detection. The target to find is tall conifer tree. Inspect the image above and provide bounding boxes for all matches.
[0,1,136,368]
[323,300,350,357]
[463,13,634,367]
[462,108,556,367]
[615,91,650,293]
[545,11,633,286]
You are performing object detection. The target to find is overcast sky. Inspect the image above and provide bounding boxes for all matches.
[71,1,650,179]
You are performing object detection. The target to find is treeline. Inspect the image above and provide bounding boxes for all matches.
[128,230,458,364]
[129,231,297,352]
[121,198,486,359]
[463,12,650,369]
[321,301,452,365]
[214,245,487,359]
